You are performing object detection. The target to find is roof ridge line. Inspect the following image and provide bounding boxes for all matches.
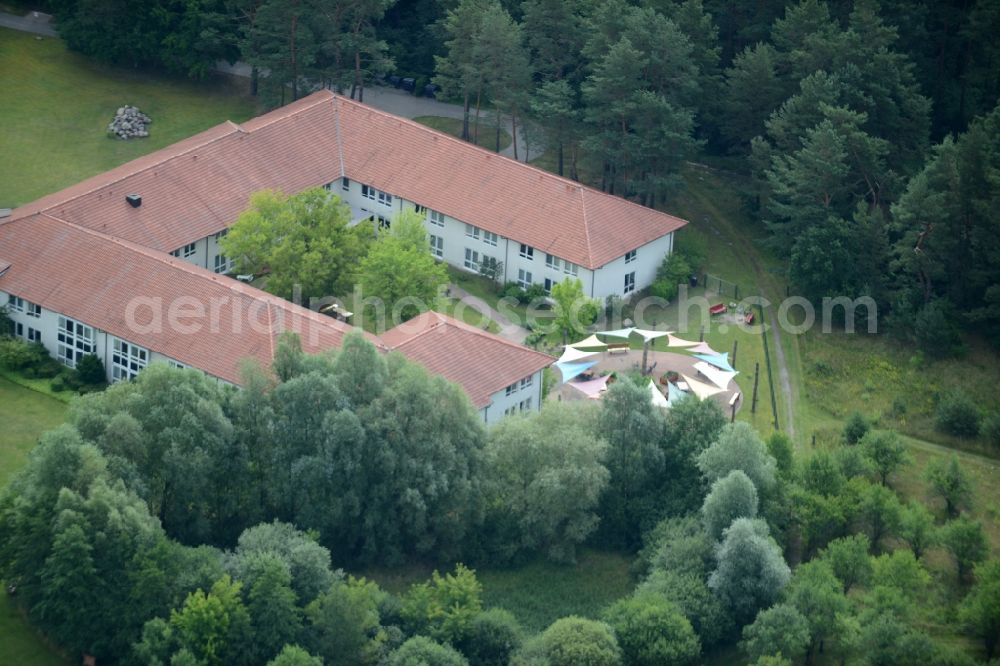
[579,187,594,267]
[240,91,334,132]
[32,212,365,339]
[31,124,241,217]
[332,96,346,178]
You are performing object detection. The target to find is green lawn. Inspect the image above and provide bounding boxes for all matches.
[0,27,257,207]
[0,378,69,666]
[413,115,512,152]
[358,548,633,633]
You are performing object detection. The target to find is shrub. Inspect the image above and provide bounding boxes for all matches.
[461,609,523,666]
[981,414,1000,447]
[935,392,981,438]
[524,284,547,302]
[603,595,700,666]
[50,375,66,393]
[387,636,468,666]
[843,411,869,444]
[502,282,527,303]
[75,353,107,386]
[519,617,621,666]
[401,564,482,645]
[650,254,691,302]
[0,337,48,370]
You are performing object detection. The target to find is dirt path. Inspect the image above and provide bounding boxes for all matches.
[683,165,798,439]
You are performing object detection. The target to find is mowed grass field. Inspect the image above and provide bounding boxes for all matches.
[0,379,69,666]
[0,27,257,207]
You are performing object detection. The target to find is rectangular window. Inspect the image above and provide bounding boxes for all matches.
[214,254,231,274]
[563,261,579,276]
[167,359,188,370]
[624,271,636,294]
[520,375,533,390]
[57,316,95,368]
[505,382,517,396]
[213,229,228,241]
[465,224,480,240]
[14,322,22,337]
[7,295,23,312]
[464,248,480,271]
[543,277,554,294]
[518,269,532,289]
[27,327,41,343]
[378,190,393,207]
[111,337,148,382]
[545,254,560,270]
[361,184,375,201]
[519,397,533,411]
[171,242,197,259]
[483,231,498,246]
[519,244,534,260]
[26,301,40,318]
[377,215,390,230]
[429,210,444,227]
[624,249,637,264]
[430,234,443,258]
[415,203,425,214]
[342,176,350,191]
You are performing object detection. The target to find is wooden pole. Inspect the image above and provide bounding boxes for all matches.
[751,362,759,414]
[699,325,705,342]
[731,400,737,423]
[642,340,649,376]
[731,340,738,370]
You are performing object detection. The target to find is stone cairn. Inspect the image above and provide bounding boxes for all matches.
[107,105,151,139]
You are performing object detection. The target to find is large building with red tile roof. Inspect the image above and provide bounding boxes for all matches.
[1,90,686,421]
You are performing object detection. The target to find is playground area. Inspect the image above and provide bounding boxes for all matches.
[551,328,745,418]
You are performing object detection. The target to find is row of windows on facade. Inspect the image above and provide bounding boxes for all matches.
[51,314,186,381]
[338,178,638,281]
[505,374,534,396]
[7,295,41,318]
[504,396,533,416]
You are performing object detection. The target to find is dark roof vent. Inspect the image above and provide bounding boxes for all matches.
[126,194,142,208]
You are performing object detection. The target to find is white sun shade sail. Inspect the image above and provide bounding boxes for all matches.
[648,380,670,408]
[681,374,725,400]
[570,334,609,350]
[558,346,601,364]
[556,360,599,384]
[666,333,699,348]
[693,361,738,390]
[686,341,719,355]
[599,327,635,339]
[633,328,672,343]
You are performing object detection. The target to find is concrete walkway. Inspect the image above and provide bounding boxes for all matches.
[0,10,57,37]
[448,284,529,344]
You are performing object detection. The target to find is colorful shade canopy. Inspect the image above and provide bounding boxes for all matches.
[681,373,725,400]
[666,381,689,405]
[693,352,735,373]
[693,361,738,390]
[570,334,608,350]
[686,341,718,355]
[570,375,612,399]
[558,346,600,364]
[555,360,598,384]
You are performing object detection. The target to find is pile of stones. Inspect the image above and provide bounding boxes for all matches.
[107,105,151,139]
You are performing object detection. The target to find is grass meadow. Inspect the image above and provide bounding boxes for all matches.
[0,27,256,207]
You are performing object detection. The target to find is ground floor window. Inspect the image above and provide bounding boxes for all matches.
[214,254,232,274]
[111,338,148,382]
[624,271,636,294]
[57,316,95,367]
[519,397,533,411]
[464,248,480,271]
[430,234,443,258]
[518,269,532,289]
[27,326,41,343]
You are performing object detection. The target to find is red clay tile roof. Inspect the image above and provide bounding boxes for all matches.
[0,214,550,403]
[12,90,686,268]
[382,311,553,409]
[0,213,379,385]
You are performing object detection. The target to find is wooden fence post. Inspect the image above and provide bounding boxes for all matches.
[751,362,759,414]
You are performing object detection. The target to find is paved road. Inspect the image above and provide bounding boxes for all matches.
[0,10,57,37]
